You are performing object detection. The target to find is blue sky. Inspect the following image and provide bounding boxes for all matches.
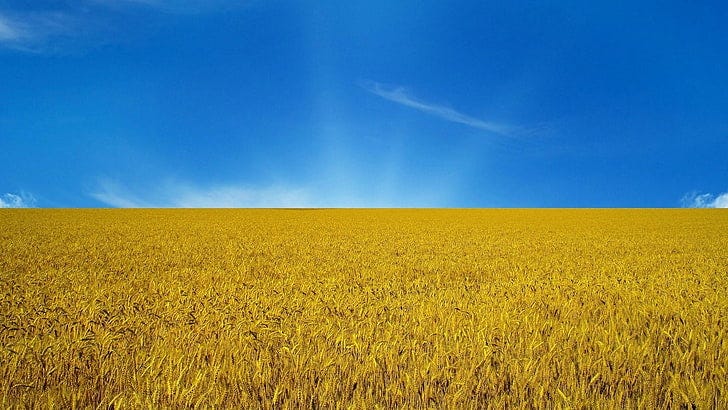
[1,1,726,208]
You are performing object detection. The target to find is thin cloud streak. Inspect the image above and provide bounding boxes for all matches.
[0,1,246,52]
[0,10,81,52]
[89,178,440,208]
[172,185,312,208]
[89,0,242,13]
[91,179,151,208]
[362,81,511,135]
[91,179,312,208]
[0,15,22,41]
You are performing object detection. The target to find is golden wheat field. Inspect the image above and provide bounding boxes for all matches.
[1,209,727,408]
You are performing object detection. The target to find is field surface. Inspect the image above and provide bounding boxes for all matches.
[1,209,727,408]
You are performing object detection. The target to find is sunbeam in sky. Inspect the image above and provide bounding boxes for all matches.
[1,1,726,208]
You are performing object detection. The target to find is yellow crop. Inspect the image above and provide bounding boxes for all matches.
[1,209,727,408]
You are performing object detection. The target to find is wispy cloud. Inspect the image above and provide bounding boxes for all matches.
[0,15,22,41]
[91,179,312,208]
[0,10,79,52]
[681,191,728,208]
[0,1,246,52]
[362,81,511,135]
[0,192,36,208]
[90,179,152,208]
[89,0,245,14]
[172,185,311,208]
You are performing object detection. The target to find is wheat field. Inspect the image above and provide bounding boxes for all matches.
[1,209,727,408]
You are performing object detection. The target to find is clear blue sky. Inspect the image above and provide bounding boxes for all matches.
[1,1,726,208]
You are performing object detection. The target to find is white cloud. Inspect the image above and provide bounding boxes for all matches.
[681,191,728,208]
[0,192,36,208]
[91,179,312,208]
[716,194,728,208]
[362,81,511,135]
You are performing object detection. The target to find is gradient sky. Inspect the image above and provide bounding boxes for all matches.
[1,1,726,208]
